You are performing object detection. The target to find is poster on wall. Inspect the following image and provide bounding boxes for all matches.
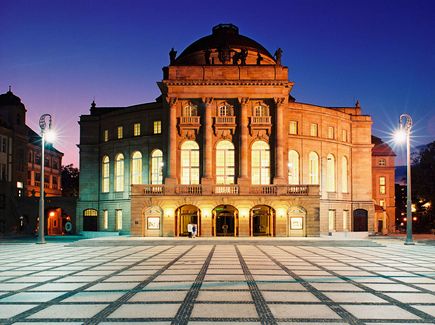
[147,217,160,230]
[290,217,303,230]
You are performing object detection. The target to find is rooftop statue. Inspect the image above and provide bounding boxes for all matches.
[169,48,177,64]
[274,48,283,65]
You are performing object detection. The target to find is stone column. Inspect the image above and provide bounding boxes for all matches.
[201,98,213,193]
[321,156,328,199]
[274,97,286,184]
[166,97,178,189]
[238,97,250,193]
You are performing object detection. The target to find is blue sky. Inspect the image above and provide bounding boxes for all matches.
[1,0,434,166]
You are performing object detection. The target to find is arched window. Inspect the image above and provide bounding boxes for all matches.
[181,141,200,184]
[216,141,235,184]
[183,103,198,117]
[102,156,110,193]
[254,104,268,117]
[218,104,232,116]
[114,153,124,192]
[342,156,348,193]
[151,149,164,184]
[308,152,319,185]
[131,151,142,185]
[288,150,299,185]
[327,153,335,192]
[251,141,270,185]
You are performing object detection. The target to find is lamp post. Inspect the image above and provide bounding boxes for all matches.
[37,114,52,244]
[395,113,414,245]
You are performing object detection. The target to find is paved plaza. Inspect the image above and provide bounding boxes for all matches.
[0,239,434,324]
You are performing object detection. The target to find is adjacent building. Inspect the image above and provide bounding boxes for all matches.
[77,24,381,237]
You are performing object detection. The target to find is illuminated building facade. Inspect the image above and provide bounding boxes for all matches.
[77,24,377,237]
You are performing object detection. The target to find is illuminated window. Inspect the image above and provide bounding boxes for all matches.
[134,123,141,136]
[343,210,349,231]
[327,154,335,192]
[131,151,142,185]
[308,152,319,185]
[104,130,108,142]
[379,176,386,194]
[310,123,318,137]
[83,209,98,217]
[379,199,385,208]
[117,126,123,139]
[288,150,299,185]
[328,209,336,231]
[153,121,162,134]
[181,141,199,184]
[251,141,270,185]
[378,159,386,166]
[102,156,110,193]
[216,141,235,184]
[115,209,122,230]
[342,156,348,193]
[219,104,232,116]
[254,104,268,117]
[183,103,198,116]
[289,121,298,135]
[342,129,348,142]
[114,153,124,192]
[328,126,334,139]
[151,149,164,184]
[103,210,108,229]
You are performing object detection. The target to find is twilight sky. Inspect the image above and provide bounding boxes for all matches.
[1,0,434,167]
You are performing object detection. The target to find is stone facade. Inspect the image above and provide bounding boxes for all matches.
[77,24,376,237]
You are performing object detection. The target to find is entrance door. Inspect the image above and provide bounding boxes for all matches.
[216,213,234,236]
[353,209,368,231]
[83,209,98,231]
[176,205,200,236]
[251,205,274,236]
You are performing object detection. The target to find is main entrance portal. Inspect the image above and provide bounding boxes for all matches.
[213,205,238,236]
[176,205,200,236]
[251,205,275,236]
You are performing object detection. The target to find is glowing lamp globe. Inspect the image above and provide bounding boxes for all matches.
[45,129,56,143]
[394,128,407,144]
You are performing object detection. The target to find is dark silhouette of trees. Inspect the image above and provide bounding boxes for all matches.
[61,164,79,197]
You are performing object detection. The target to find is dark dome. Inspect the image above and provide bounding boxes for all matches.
[174,24,276,65]
[0,89,22,106]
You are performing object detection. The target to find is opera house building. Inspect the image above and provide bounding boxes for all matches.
[77,24,387,238]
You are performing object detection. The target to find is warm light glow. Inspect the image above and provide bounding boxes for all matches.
[411,204,416,212]
[202,208,211,218]
[403,217,407,221]
[239,208,249,218]
[45,129,56,143]
[277,208,286,218]
[49,211,55,217]
[393,128,406,144]
[412,217,417,221]
[164,208,174,217]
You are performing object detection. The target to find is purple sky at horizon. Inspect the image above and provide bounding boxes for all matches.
[1,0,434,167]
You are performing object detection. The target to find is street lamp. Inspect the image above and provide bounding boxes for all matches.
[394,113,414,245]
[37,114,55,244]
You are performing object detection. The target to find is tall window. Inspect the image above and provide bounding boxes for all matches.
[289,121,298,135]
[379,176,386,194]
[153,121,162,134]
[216,141,235,184]
[288,150,299,185]
[183,103,198,116]
[308,152,319,185]
[310,123,318,137]
[254,104,268,117]
[251,141,270,185]
[327,153,335,192]
[181,141,200,184]
[131,151,142,185]
[102,156,110,193]
[104,130,109,142]
[342,129,348,142]
[114,153,124,192]
[219,104,232,116]
[328,126,334,139]
[115,209,122,230]
[328,209,336,231]
[117,126,123,139]
[342,156,348,193]
[134,123,141,136]
[103,210,108,229]
[151,149,164,184]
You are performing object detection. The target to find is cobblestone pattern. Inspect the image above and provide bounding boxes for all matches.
[0,241,434,324]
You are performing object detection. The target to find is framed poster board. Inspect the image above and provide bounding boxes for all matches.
[147,217,160,230]
[290,217,303,230]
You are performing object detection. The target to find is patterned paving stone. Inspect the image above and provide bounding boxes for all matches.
[340,304,421,320]
[29,304,108,319]
[107,303,181,318]
[191,303,258,318]
[268,303,341,319]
